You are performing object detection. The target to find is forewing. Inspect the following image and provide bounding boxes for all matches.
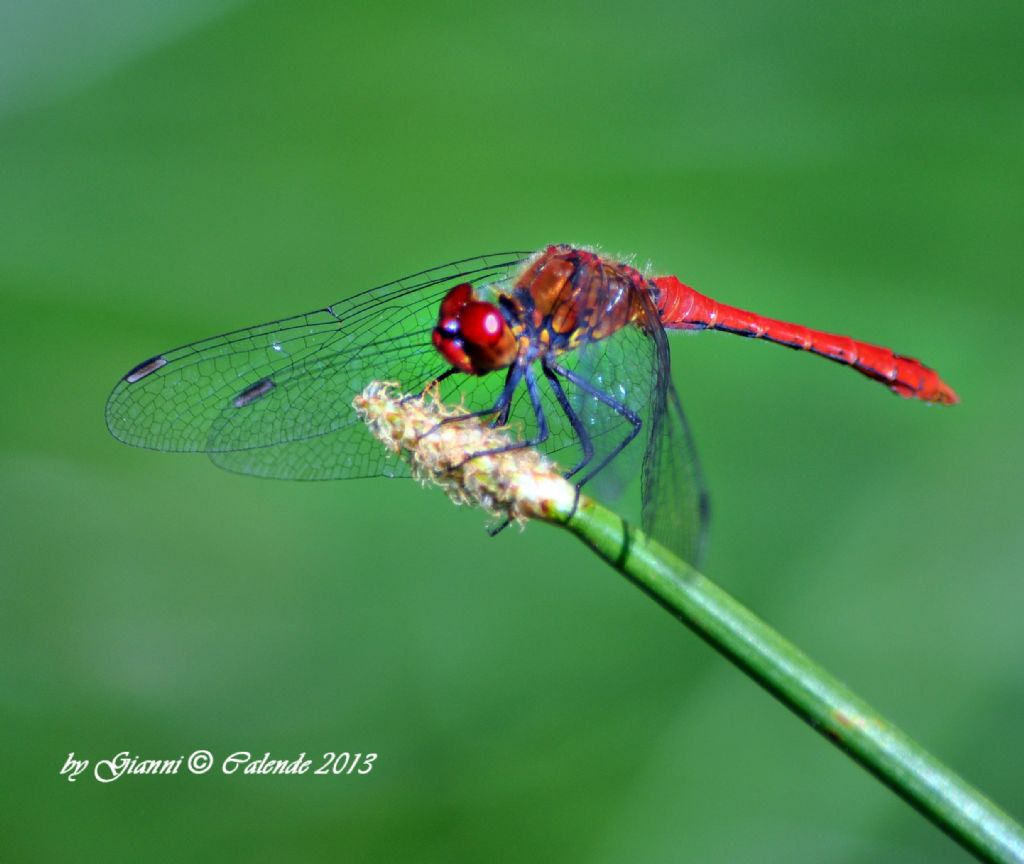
[208,416,414,480]
[105,252,529,474]
[209,366,515,480]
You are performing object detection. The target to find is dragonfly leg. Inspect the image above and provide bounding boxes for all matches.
[540,362,595,479]
[549,361,643,492]
[421,365,520,438]
[490,365,520,426]
[485,365,552,537]
[535,362,602,520]
[401,367,458,404]
[450,364,549,469]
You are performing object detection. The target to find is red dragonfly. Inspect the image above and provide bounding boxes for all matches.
[106,244,957,565]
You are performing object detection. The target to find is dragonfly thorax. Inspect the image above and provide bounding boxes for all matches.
[432,282,517,375]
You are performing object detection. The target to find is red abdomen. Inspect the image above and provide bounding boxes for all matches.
[653,275,958,405]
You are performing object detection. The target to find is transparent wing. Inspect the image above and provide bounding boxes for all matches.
[562,326,653,503]
[105,252,530,477]
[208,371,517,481]
[534,299,709,567]
[639,293,710,568]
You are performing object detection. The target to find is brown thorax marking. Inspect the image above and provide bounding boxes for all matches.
[510,245,655,362]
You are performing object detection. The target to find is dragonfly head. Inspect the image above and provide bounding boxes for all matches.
[432,282,516,375]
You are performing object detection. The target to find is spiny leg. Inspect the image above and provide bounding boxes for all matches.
[420,366,457,393]
[491,364,520,426]
[540,361,597,479]
[482,365,552,537]
[399,366,458,407]
[539,361,598,520]
[549,361,643,491]
[421,365,521,439]
[455,363,549,469]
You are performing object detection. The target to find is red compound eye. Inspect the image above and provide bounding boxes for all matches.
[455,300,515,372]
[432,327,471,373]
[459,302,506,347]
[432,285,516,375]
[438,282,474,319]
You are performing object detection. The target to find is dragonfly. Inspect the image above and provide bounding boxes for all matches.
[106,244,957,566]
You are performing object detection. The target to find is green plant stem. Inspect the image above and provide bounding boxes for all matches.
[558,497,1024,864]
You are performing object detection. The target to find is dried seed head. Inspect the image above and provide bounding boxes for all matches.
[353,381,575,524]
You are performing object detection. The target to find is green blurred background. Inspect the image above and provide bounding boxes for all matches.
[2,1,1022,860]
